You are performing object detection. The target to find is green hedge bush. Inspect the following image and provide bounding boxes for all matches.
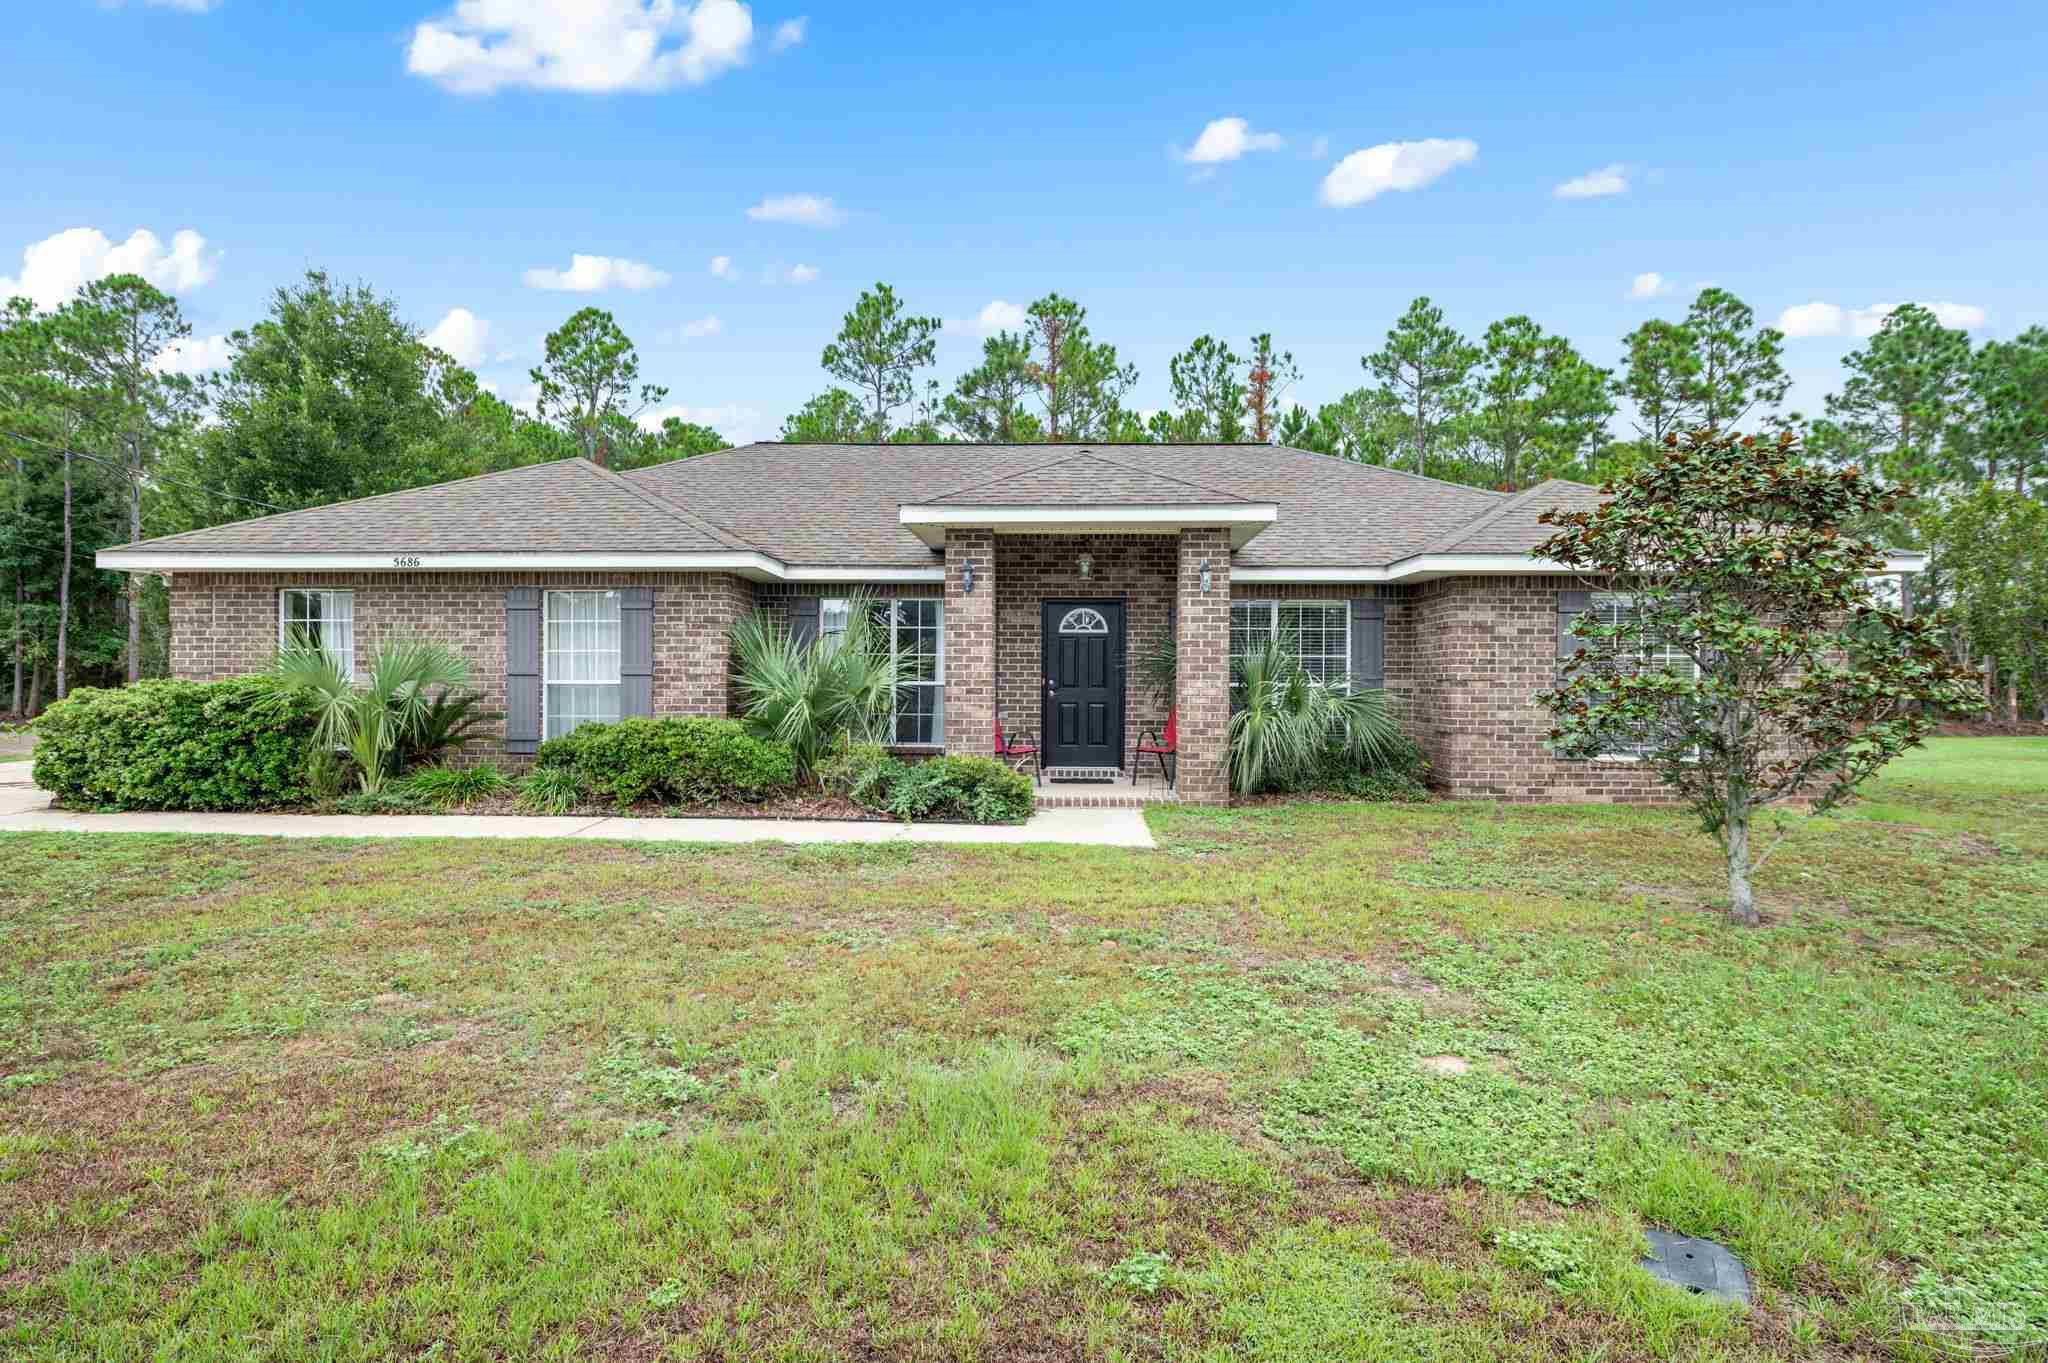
[535,717,796,806]
[820,743,1033,824]
[33,679,322,811]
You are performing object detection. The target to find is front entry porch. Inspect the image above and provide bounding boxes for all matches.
[937,524,1235,806]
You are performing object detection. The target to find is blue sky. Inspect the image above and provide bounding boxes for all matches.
[7,0,2045,443]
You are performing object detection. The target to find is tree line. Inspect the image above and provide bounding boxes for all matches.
[3,267,2042,724]
[0,270,720,711]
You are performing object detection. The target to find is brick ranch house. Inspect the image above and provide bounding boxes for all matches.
[98,442,1924,807]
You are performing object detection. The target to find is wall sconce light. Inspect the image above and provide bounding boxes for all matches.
[1199,557,1212,592]
[962,560,976,594]
[1077,553,1093,580]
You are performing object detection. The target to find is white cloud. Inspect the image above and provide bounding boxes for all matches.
[660,314,723,343]
[947,299,1028,338]
[521,253,671,291]
[708,254,737,279]
[1179,116,1285,165]
[745,193,842,227]
[1777,299,1989,339]
[0,226,216,311]
[1319,138,1477,207]
[423,307,492,366]
[150,333,232,376]
[406,0,754,95]
[639,400,768,443]
[1628,271,1671,300]
[782,263,819,284]
[1554,163,1628,199]
[770,16,806,50]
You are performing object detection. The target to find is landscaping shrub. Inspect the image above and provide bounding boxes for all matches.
[1266,733,1432,802]
[394,689,501,770]
[817,740,899,805]
[729,596,903,775]
[874,754,1035,824]
[33,678,321,811]
[397,762,513,809]
[547,717,797,807]
[518,765,584,814]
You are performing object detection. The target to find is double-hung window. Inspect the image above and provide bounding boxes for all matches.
[819,595,945,746]
[279,589,354,678]
[1229,600,1350,686]
[1580,592,1700,759]
[544,589,622,740]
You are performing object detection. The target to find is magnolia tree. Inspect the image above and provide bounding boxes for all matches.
[1534,430,1983,926]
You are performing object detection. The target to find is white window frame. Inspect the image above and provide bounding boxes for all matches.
[278,588,355,679]
[820,595,946,747]
[542,589,623,742]
[1581,591,1702,762]
[1229,599,1351,687]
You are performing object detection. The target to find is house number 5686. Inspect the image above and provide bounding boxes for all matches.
[392,555,422,567]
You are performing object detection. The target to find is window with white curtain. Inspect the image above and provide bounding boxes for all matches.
[544,590,622,740]
[1229,600,1350,685]
[818,595,944,745]
[279,589,354,678]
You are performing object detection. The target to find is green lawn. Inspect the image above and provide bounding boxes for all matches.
[2,737,2044,1361]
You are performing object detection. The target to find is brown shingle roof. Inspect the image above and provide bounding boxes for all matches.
[923,451,1255,506]
[626,442,1507,568]
[107,458,753,556]
[109,442,1579,570]
[1408,477,1604,557]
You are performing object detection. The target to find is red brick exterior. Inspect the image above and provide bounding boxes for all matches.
[162,563,1675,805]
[1175,529,1233,805]
[167,571,752,757]
[1384,574,1672,803]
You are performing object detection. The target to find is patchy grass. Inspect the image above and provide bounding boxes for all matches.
[1,737,2043,1361]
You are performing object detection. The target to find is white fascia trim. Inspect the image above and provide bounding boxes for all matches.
[1235,551,1930,584]
[97,550,792,580]
[782,566,945,583]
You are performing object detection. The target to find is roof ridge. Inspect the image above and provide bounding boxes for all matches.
[918,449,1100,503]
[1411,478,1595,557]
[1275,445,1513,498]
[108,456,591,553]
[574,458,765,555]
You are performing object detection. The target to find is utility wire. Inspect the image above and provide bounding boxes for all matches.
[0,427,293,514]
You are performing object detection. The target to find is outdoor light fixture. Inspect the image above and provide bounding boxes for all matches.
[1077,552,1093,579]
[1199,557,1212,592]
[962,560,975,593]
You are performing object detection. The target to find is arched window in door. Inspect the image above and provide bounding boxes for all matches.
[1057,607,1109,634]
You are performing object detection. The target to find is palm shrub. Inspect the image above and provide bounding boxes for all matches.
[394,689,501,769]
[1228,637,1405,795]
[731,594,906,777]
[265,638,472,795]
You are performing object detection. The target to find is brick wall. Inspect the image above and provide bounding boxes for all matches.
[993,534,1176,769]
[942,530,998,756]
[1385,574,1672,803]
[1175,529,1232,805]
[167,570,756,757]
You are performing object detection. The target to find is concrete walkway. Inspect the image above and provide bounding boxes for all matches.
[0,774,1155,847]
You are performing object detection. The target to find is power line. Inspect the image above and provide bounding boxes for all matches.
[0,428,293,514]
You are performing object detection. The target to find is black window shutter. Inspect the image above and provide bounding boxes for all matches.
[787,596,820,648]
[505,587,542,754]
[1558,589,1593,659]
[1350,597,1384,689]
[620,586,654,718]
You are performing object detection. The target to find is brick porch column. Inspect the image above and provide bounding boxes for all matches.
[1175,528,1231,804]
[943,528,996,755]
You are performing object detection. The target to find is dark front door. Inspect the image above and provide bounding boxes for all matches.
[1041,599,1125,770]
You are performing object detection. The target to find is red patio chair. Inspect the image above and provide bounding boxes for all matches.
[995,714,1039,778]
[1134,707,1177,788]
